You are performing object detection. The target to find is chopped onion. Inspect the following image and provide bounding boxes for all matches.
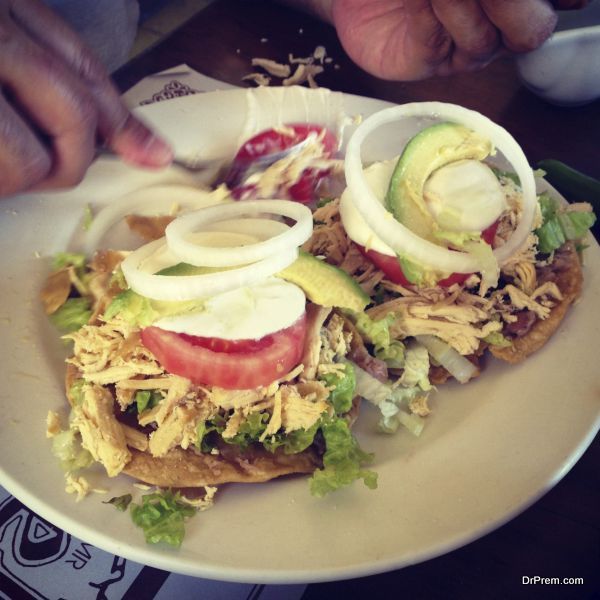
[344,102,537,273]
[165,200,312,267]
[415,335,478,383]
[121,238,298,301]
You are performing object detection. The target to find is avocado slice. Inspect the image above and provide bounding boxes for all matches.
[154,256,369,311]
[385,122,493,240]
[277,251,369,312]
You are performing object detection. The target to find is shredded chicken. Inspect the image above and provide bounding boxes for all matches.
[66,320,163,385]
[251,58,291,78]
[71,385,130,477]
[46,411,62,438]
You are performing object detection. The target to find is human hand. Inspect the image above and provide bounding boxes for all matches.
[0,0,173,198]
[330,0,590,81]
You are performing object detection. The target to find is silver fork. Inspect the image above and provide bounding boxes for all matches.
[97,135,312,180]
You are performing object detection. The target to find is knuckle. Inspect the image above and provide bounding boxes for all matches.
[73,49,108,84]
[467,28,499,59]
[508,14,557,52]
[425,27,453,65]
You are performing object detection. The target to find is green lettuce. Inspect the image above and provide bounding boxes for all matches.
[134,390,163,413]
[130,490,197,547]
[536,193,596,254]
[352,312,406,368]
[51,429,94,472]
[263,421,320,454]
[320,362,356,414]
[491,167,520,186]
[69,379,87,406]
[50,298,92,332]
[484,331,512,347]
[309,416,377,497]
[52,252,87,271]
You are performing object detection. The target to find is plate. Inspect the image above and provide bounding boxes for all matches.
[0,88,599,584]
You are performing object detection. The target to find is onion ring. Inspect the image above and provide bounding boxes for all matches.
[344,102,537,274]
[165,200,313,267]
[121,238,298,301]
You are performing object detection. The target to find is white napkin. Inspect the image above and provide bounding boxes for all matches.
[122,64,238,107]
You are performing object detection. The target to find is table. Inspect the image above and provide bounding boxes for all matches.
[115,2,600,598]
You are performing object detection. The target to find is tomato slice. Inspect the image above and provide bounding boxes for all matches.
[230,123,337,203]
[234,123,338,162]
[358,220,499,288]
[140,313,307,390]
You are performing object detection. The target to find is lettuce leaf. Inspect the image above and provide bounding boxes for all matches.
[50,298,92,332]
[536,193,596,254]
[320,361,356,414]
[309,416,377,497]
[484,331,512,347]
[52,252,87,271]
[263,421,320,454]
[134,390,162,413]
[130,490,197,547]
[352,351,429,437]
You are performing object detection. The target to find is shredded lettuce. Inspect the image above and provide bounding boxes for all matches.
[536,193,596,254]
[50,298,92,332]
[69,379,87,406]
[309,416,377,497]
[399,343,432,391]
[52,252,87,271]
[130,490,197,547]
[484,331,512,347]
[51,429,94,472]
[134,390,163,413]
[491,167,520,186]
[352,352,429,436]
[263,421,320,454]
[320,361,356,414]
[224,412,270,449]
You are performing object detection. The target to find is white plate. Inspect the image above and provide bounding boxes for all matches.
[0,88,599,584]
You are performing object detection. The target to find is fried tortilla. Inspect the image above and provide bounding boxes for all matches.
[123,444,321,488]
[490,242,583,364]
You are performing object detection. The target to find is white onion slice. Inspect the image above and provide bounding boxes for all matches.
[121,238,298,301]
[344,102,537,274]
[165,200,312,267]
[415,335,478,383]
[84,184,230,255]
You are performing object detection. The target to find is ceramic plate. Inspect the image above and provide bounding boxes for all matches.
[0,88,598,584]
